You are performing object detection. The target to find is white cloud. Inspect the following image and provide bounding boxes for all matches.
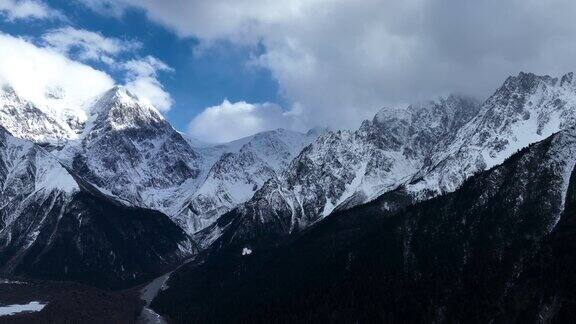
[122,55,173,77]
[122,56,174,111]
[188,100,296,143]
[41,27,173,111]
[76,0,303,40]
[0,32,114,112]
[81,0,576,137]
[42,27,141,65]
[0,0,63,21]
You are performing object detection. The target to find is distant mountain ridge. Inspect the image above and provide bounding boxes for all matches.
[196,94,482,246]
[408,71,576,199]
[176,128,323,234]
[4,72,576,293]
[0,84,323,237]
[0,83,323,287]
[197,72,576,251]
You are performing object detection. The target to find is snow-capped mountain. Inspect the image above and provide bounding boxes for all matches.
[0,126,195,288]
[57,86,204,216]
[0,85,72,145]
[195,94,480,246]
[407,72,576,199]
[198,72,576,250]
[176,128,323,234]
[0,84,324,236]
[6,70,576,292]
[0,83,327,287]
[61,87,324,234]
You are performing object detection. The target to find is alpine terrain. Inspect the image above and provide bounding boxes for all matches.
[3,72,576,322]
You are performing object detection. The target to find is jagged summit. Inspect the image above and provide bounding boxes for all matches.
[371,93,480,132]
[503,71,555,87]
[560,71,576,87]
[0,83,169,147]
[194,72,576,250]
[495,71,576,99]
[407,71,576,198]
[0,84,164,146]
[372,106,409,124]
[194,93,483,247]
[175,128,323,235]
[85,86,165,134]
[56,85,203,218]
[0,85,73,145]
[94,86,147,110]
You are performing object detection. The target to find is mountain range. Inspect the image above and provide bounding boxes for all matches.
[2,71,576,322]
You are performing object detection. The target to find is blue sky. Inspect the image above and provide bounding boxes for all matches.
[1,0,576,142]
[0,0,282,133]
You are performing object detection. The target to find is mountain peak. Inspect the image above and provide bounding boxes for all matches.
[373,106,409,124]
[500,71,557,94]
[0,83,17,97]
[0,84,73,144]
[443,93,479,106]
[560,72,576,87]
[372,94,480,131]
[86,86,165,133]
[100,86,141,107]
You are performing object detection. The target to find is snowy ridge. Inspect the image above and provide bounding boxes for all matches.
[0,85,74,145]
[53,86,204,218]
[197,94,481,243]
[0,83,326,236]
[5,71,576,252]
[175,128,323,234]
[407,72,576,199]
[0,82,326,236]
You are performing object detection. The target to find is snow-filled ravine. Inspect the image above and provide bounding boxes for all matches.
[0,301,46,316]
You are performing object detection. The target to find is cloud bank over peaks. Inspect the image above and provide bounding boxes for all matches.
[188,99,300,143]
[41,27,174,111]
[80,0,576,136]
[0,24,175,116]
[0,32,114,114]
